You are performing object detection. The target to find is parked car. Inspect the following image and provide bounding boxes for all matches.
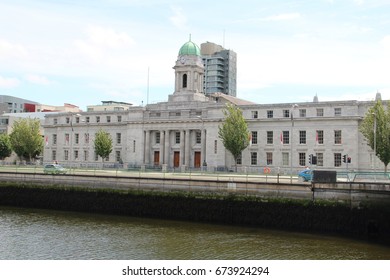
[44,164,67,175]
[298,169,312,182]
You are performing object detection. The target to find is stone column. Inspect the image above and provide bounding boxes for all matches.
[180,130,185,168]
[201,129,207,166]
[185,129,190,167]
[160,130,165,165]
[144,130,150,165]
[164,130,170,166]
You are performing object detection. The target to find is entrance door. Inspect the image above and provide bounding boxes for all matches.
[174,151,180,167]
[194,151,201,168]
[154,151,160,166]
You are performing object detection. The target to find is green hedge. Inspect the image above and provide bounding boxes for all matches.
[0,183,389,245]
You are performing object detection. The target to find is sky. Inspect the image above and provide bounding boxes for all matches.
[1,0,390,111]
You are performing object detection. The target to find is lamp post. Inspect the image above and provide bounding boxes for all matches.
[290,104,298,183]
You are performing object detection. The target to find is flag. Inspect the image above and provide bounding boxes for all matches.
[280,132,283,145]
[248,133,252,146]
[45,136,48,146]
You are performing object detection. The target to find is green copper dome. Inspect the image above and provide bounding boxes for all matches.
[178,40,201,56]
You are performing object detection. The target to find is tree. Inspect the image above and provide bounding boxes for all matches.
[359,100,390,172]
[218,103,250,171]
[0,133,12,160]
[9,118,43,162]
[94,129,113,164]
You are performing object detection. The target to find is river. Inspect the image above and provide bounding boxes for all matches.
[0,206,388,260]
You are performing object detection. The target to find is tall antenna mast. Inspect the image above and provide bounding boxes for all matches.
[146,67,150,105]
[223,29,225,48]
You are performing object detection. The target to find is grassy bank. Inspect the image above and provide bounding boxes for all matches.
[0,182,389,245]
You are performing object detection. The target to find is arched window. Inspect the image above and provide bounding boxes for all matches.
[182,74,187,88]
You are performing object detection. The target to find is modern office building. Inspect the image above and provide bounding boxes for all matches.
[201,42,237,97]
[0,95,38,113]
[42,39,381,174]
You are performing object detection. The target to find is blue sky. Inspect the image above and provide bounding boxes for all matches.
[1,0,389,111]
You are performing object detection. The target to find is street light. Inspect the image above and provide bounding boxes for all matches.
[290,104,298,183]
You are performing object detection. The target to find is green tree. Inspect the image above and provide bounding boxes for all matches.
[0,133,12,160]
[359,100,390,172]
[9,118,43,162]
[218,103,250,171]
[94,129,113,164]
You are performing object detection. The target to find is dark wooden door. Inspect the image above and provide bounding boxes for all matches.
[154,151,160,166]
[174,151,180,167]
[194,151,201,168]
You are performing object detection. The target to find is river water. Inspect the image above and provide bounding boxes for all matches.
[0,206,389,260]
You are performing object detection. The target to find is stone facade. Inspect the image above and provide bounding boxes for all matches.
[42,40,381,174]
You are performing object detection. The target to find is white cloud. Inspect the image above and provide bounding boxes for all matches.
[0,75,20,88]
[169,6,187,29]
[0,39,27,59]
[262,13,301,21]
[84,25,135,49]
[25,74,53,85]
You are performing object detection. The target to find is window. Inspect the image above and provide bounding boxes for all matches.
[95,152,99,161]
[334,108,341,116]
[267,131,273,144]
[267,110,273,118]
[283,110,290,118]
[133,140,136,153]
[214,140,217,154]
[76,117,80,123]
[250,152,257,165]
[334,153,342,167]
[96,116,100,123]
[85,133,89,144]
[116,151,121,162]
[156,132,160,144]
[53,134,57,145]
[53,118,58,125]
[106,116,111,123]
[334,130,342,144]
[316,153,324,166]
[84,150,89,161]
[52,150,57,161]
[299,153,306,166]
[282,152,289,166]
[299,109,306,117]
[66,117,70,124]
[196,131,201,144]
[251,111,258,119]
[266,152,273,165]
[282,131,290,144]
[86,117,90,123]
[175,132,180,144]
[236,153,242,165]
[117,115,122,122]
[299,130,306,144]
[75,133,79,144]
[316,108,324,117]
[74,150,79,160]
[64,150,69,161]
[182,74,187,88]
[316,130,324,144]
[251,131,257,145]
[116,133,121,145]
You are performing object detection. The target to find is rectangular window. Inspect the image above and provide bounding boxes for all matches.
[96,116,100,123]
[316,108,324,117]
[53,134,57,145]
[133,140,136,153]
[283,109,290,118]
[64,150,69,161]
[175,132,180,144]
[86,117,90,123]
[334,130,342,144]
[316,153,324,166]
[53,118,58,125]
[282,152,289,166]
[106,116,111,123]
[299,130,306,144]
[116,133,121,145]
[334,153,342,167]
[116,151,121,162]
[334,108,342,116]
[251,111,258,119]
[156,132,160,144]
[196,131,201,144]
[66,117,70,124]
[282,131,290,144]
[250,152,257,165]
[76,117,80,124]
[84,150,89,161]
[52,150,57,161]
[267,131,273,144]
[75,133,79,144]
[266,152,273,165]
[251,131,257,145]
[267,110,273,118]
[85,133,89,144]
[299,109,306,117]
[214,140,217,154]
[74,150,79,160]
[299,152,306,167]
[316,130,324,144]
[236,153,242,165]
[117,115,122,122]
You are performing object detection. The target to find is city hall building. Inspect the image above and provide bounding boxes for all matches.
[43,39,382,174]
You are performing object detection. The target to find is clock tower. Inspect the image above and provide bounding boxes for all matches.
[169,37,207,102]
